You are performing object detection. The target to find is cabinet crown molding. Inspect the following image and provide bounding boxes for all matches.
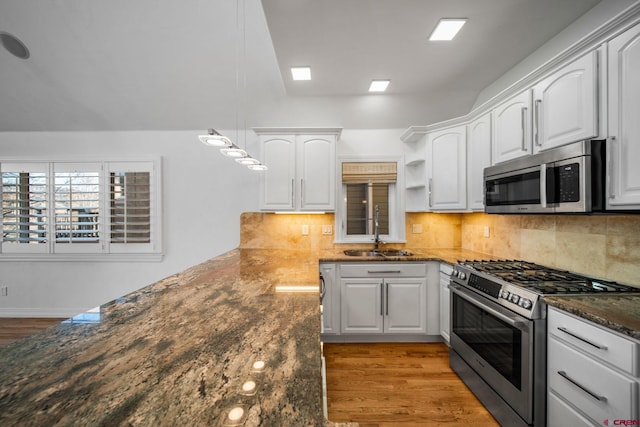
[252,127,342,138]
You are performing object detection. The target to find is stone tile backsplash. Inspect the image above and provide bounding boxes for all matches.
[240,212,640,286]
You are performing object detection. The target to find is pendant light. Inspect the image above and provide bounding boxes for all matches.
[198,0,267,171]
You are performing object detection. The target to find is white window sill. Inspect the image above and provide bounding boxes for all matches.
[0,253,163,262]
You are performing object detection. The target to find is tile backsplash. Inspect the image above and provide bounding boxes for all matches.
[240,212,640,286]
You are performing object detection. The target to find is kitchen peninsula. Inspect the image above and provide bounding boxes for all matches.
[0,249,355,427]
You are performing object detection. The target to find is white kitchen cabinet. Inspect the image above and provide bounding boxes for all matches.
[339,263,428,335]
[404,133,429,212]
[428,125,467,211]
[467,113,492,210]
[492,90,533,164]
[547,307,640,426]
[320,263,339,335]
[607,23,640,210]
[256,129,340,211]
[533,50,599,153]
[439,263,452,344]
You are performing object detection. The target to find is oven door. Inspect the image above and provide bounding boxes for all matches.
[450,284,533,424]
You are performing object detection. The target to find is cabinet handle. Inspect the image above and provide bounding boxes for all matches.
[557,371,608,402]
[300,179,304,206]
[557,326,608,350]
[367,270,401,274]
[521,107,528,151]
[608,136,616,199]
[380,283,384,316]
[319,274,326,303]
[291,179,295,208]
[385,282,389,315]
[428,178,433,207]
[534,100,542,146]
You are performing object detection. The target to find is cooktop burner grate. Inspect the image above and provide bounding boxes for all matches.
[458,259,639,295]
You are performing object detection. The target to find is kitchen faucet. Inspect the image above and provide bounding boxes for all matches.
[373,204,383,250]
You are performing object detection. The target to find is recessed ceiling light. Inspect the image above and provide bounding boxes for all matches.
[429,19,467,41]
[369,80,390,92]
[291,67,311,80]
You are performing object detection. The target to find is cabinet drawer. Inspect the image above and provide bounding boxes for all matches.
[548,391,598,427]
[340,263,426,278]
[548,337,639,422]
[548,307,639,376]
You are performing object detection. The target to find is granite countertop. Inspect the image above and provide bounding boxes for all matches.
[545,294,640,341]
[318,247,495,265]
[0,249,356,427]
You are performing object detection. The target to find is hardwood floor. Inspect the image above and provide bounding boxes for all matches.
[0,318,65,347]
[324,342,500,427]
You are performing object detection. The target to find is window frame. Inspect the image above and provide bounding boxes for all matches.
[0,158,162,262]
[334,155,406,244]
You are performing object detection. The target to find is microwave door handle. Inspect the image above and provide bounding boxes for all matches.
[540,163,547,208]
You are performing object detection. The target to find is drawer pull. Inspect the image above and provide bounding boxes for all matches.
[557,370,608,402]
[367,270,401,274]
[557,326,608,350]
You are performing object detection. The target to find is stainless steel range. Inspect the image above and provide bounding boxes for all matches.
[448,259,638,427]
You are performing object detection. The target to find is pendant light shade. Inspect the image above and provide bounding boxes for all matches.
[235,156,261,165]
[220,146,247,158]
[199,129,233,147]
[247,164,268,171]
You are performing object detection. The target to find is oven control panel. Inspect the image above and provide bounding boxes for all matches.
[451,266,541,319]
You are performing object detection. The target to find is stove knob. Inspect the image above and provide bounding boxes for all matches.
[519,298,532,309]
[510,294,520,304]
[452,270,459,278]
[500,290,510,299]
[459,272,466,280]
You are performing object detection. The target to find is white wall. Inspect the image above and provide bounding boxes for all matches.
[0,130,259,316]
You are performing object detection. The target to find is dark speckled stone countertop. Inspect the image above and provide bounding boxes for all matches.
[318,247,495,265]
[545,295,640,341]
[0,249,356,427]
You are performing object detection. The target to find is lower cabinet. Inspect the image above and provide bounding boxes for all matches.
[341,277,426,334]
[320,261,441,342]
[439,263,452,344]
[547,307,640,426]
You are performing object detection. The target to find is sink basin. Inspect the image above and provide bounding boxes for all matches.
[379,249,413,257]
[343,249,413,257]
[343,250,383,257]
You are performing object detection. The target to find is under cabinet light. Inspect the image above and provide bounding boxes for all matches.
[291,66,311,81]
[369,80,390,92]
[429,19,467,41]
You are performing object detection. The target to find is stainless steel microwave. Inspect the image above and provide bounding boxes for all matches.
[484,140,605,214]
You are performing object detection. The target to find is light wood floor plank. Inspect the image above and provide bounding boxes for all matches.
[0,318,64,346]
[324,342,499,426]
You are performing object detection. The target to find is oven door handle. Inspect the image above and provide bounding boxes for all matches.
[450,284,526,329]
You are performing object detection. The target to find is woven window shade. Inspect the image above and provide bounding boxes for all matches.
[342,162,397,184]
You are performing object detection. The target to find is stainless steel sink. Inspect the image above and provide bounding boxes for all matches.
[343,250,384,257]
[343,249,413,257]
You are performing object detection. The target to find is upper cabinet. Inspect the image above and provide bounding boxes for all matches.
[428,126,467,211]
[492,89,532,164]
[467,113,492,211]
[255,128,341,211]
[532,50,599,153]
[607,24,640,210]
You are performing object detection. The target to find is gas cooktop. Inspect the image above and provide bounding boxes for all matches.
[458,259,638,295]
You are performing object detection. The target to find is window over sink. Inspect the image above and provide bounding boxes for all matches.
[336,158,405,244]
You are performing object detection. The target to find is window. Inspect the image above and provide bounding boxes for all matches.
[1,159,161,259]
[336,159,405,243]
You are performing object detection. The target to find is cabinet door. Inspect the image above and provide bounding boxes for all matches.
[298,135,336,211]
[384,278,427,333]
[467,113,492,210]
[608,24,640,209]
[533,50,598,152]
[260,135,296,210]
[340,278,383,334]
[492,90,532,164]
[320,263,338,335]
[439,273,451,343]
[428,126,467,210]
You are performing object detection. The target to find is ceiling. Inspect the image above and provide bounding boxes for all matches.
[0,0,604,132]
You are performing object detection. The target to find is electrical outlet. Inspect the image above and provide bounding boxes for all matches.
[412,224,423,234]
[484,226,491,238]
[302,224,309,235]
[322,225,333,235]
[1,286,7,297]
